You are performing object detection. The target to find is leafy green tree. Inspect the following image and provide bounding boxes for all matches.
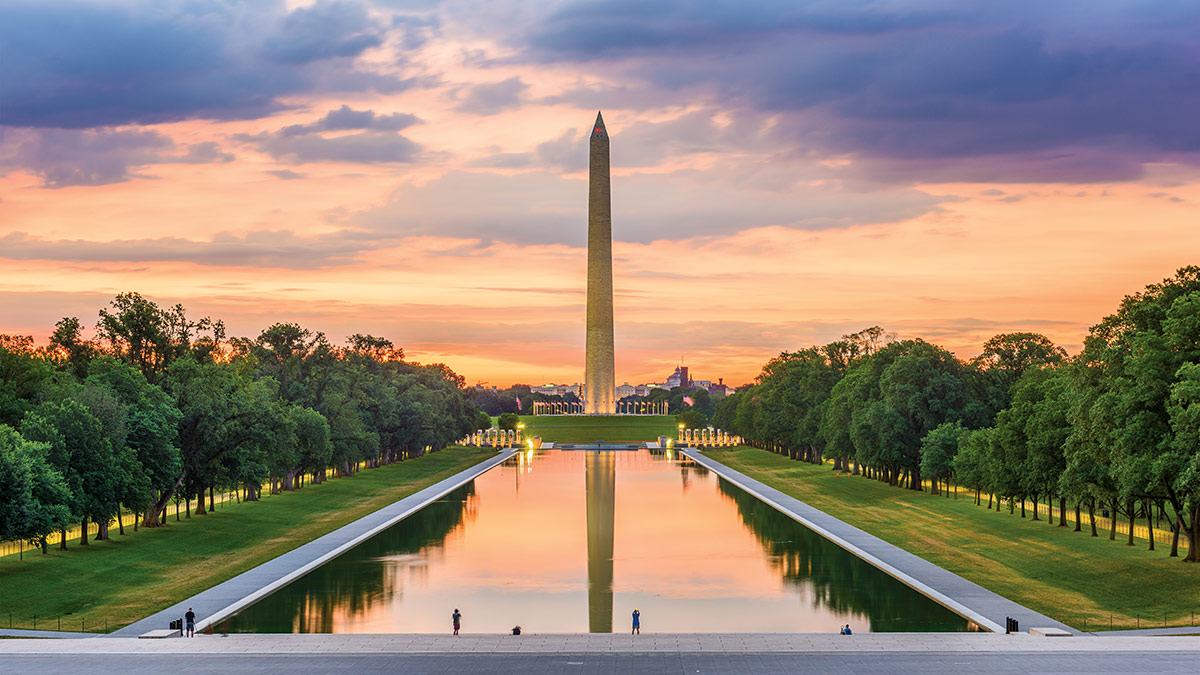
[0,426,71,557]
[1073,268,1200,559]
[21,398,123,547]
[497,412,520,430]
[952,428,993,505]
[96,292,223,383]
[920,421,967,495]
[676,409,707,429]
[0,335,54,427]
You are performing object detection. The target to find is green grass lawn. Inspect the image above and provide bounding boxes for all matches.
[704,446,1200,632]
[0,447,495,633]
[520,415,679,442]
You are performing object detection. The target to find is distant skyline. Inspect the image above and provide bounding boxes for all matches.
[2,1,1198,387]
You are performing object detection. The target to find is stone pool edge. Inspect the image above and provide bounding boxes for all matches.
[111,449,518,638]
[683,449,1077,635]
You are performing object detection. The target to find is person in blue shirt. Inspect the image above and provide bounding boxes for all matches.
[452,609,461,635]
[840,624,852,635]
[632,609,640,635]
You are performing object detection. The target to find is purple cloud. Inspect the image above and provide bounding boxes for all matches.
[513,0,1200,181]
[0,0,411,129]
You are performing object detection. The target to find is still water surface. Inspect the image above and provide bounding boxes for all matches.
[224,449,974,633]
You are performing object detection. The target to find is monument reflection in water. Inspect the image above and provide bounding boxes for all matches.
[222,450,975,634]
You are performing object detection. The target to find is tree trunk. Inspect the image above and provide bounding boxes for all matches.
[1146,499,1155,552]
[1074,503,1081,532]
[1109,500,1118,541]
[1060,497,1069,528]
[96,518,109,541]
[1186,505,1200,563]
[1170,517,1180,558]
[118,507,126,535]
[284,469,297,491]
[1029,496,1036,520]
[210,486,215,511]
[185,494,191,518]
[1126,500,1135,546]
[145,469,188,528]
[80,518,89,545]
[195,488,206,515]
[1089,500,1098,537]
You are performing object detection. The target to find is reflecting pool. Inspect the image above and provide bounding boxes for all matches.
[223,449,975,633]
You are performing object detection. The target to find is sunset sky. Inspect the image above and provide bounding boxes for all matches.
[2,0,1198,387]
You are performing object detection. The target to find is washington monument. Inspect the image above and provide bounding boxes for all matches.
[584,111,616,415]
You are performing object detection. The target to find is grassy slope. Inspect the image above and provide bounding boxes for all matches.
[520,415,679,442]
[0,448,495,633]
[704,447,1200,631]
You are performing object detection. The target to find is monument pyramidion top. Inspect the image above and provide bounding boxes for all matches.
[591,111,608,140]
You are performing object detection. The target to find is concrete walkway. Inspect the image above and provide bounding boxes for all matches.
[112,449,516,637]
[683,449,1077,635]
[5,633,1200,654]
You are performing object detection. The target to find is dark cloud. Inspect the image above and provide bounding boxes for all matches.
[179,142,235,164]
[0,230,379,269]
[347,168,945,246]
[282,105,420,135]
[467,152,535,168]
[0,128,236,188]
[261,0,384,65]
[513,0,1200,181]
[265,169,308,180]
[235,131,421,165]
[235,105,422,164]
[454,77,529,115]
[0,0,410,128]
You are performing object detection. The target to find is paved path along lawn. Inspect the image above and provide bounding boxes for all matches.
[684,449,1076,635]
[113,449,516,637]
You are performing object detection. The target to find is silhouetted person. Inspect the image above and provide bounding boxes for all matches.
[453,609,461,635]
[184,608,195,638]
[632,609,640,635]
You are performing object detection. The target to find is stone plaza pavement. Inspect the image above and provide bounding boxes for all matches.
[2,633,1200,675]
[113,448,517,637]
[3,632,1200,653]
[684,449,1076,635]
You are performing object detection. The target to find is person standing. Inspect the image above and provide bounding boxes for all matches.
[184,608,195,638]
[452,608,462,635]
[632,609,640,635]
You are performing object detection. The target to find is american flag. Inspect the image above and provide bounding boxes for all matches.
[516,397,522,411]
[682,396,694,406]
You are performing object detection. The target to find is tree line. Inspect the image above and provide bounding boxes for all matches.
[713,267,1200,562]
[0,293,482,555]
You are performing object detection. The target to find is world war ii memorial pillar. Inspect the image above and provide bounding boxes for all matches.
[584,112,616,415]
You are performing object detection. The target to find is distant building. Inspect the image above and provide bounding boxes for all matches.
[530,383,581,397]
[708,378,731,398]
[664,366,691,389]
[616,383,637,398]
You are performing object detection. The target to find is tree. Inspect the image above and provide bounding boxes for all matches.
[21,398,123,546]
[0,335,54,427]
[1074,268,1200,560]
[1167,362,1200,560]
[0,426,71,556]
[47,316,99,379]
[921,421,967,495]
[96,292,224,383]
[676,409,707,429]
[497,412,520,430]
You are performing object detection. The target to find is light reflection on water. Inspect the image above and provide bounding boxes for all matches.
[223,449,974,634]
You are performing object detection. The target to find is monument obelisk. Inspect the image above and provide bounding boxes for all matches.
[584,111,616,415]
